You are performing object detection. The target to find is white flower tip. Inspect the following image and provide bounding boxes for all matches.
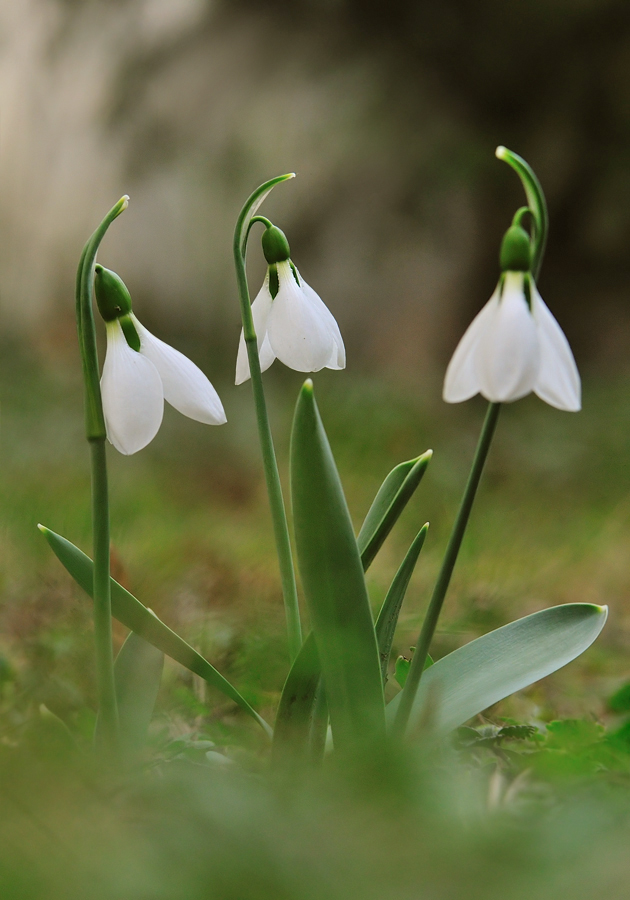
[284,172,296,180]
[495,145,507,159]
[36,523,46,534]
[119,195,129,210]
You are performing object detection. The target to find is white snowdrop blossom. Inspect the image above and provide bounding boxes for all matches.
[101,314,226,455]
[235,261,345,385]
[443,271,581,411]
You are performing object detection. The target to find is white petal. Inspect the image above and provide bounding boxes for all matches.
[443,289,500,403]
[235,277,276,385]
[476,272,539,402]
[531,288,581,411]
[267,261,334,372]
[133,316,226,425]
[298,272,346,370]
[101,320,164,455]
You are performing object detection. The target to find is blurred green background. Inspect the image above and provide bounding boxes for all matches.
[2,4,630,897]
[1,0,630,733]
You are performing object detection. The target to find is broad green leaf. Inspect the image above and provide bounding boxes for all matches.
[39,525,272,737]
[357,451,432,571]
[290,381,385,752]
[272,631,327,766]
[275,479,430,755]
[375,524,428,680]
[111,631,164,755]
[386,603,607,734]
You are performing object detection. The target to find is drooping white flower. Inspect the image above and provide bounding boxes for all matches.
[443,271,581,411]
[96,265,226,455]
[235,225,345,384]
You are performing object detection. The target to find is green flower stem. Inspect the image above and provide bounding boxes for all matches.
[393,401,501,737]
[233,176,302,662]
[76,195,129,751]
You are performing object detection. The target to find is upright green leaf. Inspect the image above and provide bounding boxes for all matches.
[291,381,386,752]
[358,451,432,571]
[272,632,326,766]
[375,524,428,680]
[112,631,164,756]
[39,525,272,737]
[386,603,608,734]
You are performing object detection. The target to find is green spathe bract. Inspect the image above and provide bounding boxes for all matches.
[290,380,386,753]
[386,603,608,734]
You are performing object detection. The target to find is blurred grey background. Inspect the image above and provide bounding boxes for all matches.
[2,0,630,379]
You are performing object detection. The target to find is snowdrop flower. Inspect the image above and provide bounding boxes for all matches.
[443,224,580,411]
[95,265,226,455]
[235,224,345,384]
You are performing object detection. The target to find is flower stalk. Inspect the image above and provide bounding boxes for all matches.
[233,176,303,662]
[76,195,129,752]
[394,147,554,737]
[392,401,500,736]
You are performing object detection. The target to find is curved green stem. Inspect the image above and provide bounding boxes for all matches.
[393,401,501,737]
[233,175,303,662]
[496,147,548,280]
[76,195,128,752]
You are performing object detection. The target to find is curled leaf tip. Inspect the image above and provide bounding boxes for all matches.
[120,194,130,207]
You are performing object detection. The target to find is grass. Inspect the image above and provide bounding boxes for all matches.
[1,338,630,897]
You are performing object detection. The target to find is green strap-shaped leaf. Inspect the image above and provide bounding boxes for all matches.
[39,525,272,738]
[272,631,324,766]
[375,524,428,681]
[274,490,430,758]
[111,631,164,755]
[386,603,608,734]
[290,381,386,752]
[357,450,432,571]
